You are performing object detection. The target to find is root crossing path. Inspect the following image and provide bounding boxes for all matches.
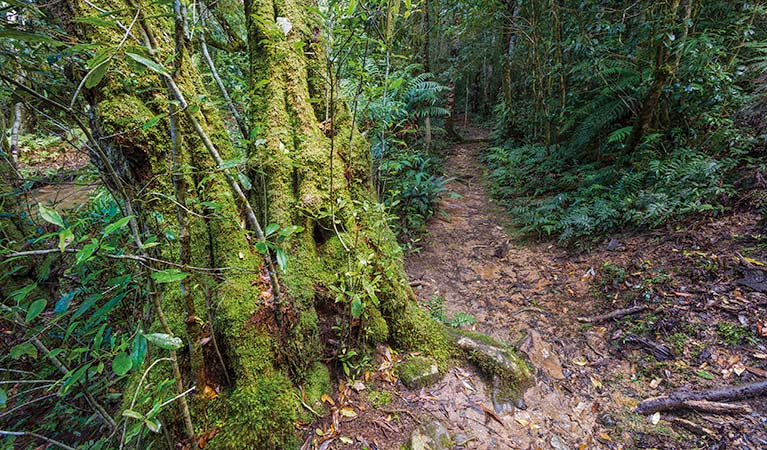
[405,128,614,449]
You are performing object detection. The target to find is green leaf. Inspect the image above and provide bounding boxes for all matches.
[142,114,166,131]
[112,352,133,376]
[275,248,288,272]
[72,16,119,28]
[58,228,74,252]
[10,283,37,302]
[85,60,111,89]
[122,409,144,420]
[144,418,161,433]
[125,52,169,76]
[76,239,99,265]
[695,369,714,380]
[130,333,147,367]
[61,363,92,395]
[255,241,268,254]
[0,387,7,408]
[103,215,133,237]
[350,297,363,318]
[238,172,252,190]
[150,269,188,284]
[10,342,37,359]
[144,333,183,350]
[265,223,280,237]
[38,203,64,228]
[278,225,304,237]
[0,30,65,45]
[25,298,47,323]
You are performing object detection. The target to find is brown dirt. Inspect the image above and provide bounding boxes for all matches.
[305,128,767,450]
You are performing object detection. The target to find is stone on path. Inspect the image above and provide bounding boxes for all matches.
[409,420,453,450]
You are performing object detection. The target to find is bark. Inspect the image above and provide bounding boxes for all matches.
[637,380,767,415]
[45,0,454,449]
[10,102,22,165]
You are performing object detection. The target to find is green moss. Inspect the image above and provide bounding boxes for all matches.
[208,375,299,450]
[364,305,389,343]
[367,389,392,408]
[398,356,441,389]
[449,329,532,399]
[389,302,452,367]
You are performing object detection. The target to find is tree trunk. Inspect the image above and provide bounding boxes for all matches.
[625,0,684,154]
[10,102,22,166]
[53,0,452,448]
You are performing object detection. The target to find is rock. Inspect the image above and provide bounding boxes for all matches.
[514,398,527,410]
[550,435,571,450]
[598,412,616,428]
[519,329,565,380]
[398,356,440,389]
[449,330,532,408]
[409,420,452,450]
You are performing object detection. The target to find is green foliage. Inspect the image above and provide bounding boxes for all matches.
[716,323,755,346]
[484,143,737,242]
[425,295,477,329]
[378,148,448,247]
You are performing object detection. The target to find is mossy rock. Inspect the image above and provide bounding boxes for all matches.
[397,356,441,389]
[409,420,453,450]
[449,329,532,399]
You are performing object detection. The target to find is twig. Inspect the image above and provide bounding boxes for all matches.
[669,417,716,437]
[577,305,649,323]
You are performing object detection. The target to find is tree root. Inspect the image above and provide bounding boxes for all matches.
[577,305,649,323]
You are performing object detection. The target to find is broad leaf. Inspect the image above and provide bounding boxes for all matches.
[25,298,47,323]
[151,269,188,284]
[144,333,183,350]
[125,52,169,76]
[38,203,64,228]
[112,352,133,376]
[103,215,133,237]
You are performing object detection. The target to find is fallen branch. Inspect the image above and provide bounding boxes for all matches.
[637,380,767,415]
[669,418,716,437]
[682,400,752,415]
[625,334,674,361]
[577,305,649,323]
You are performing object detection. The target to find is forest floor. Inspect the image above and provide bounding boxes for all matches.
[311,128,767,450]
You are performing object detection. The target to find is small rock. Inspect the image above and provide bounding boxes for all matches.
[598,412,616,428]
[606,238,622,251]
[398,356,440,389]
[409,420,452,450]
[514,398,527,410]
[453,433,471,447]
[550,434,571,450]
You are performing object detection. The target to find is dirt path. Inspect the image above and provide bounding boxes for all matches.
[404,128,607,449]
[401,127,766,449]
[316,128,766,450]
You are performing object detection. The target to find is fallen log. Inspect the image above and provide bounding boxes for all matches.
[624,334,675,361]
[637,380,767,415]
[577,305,649,323]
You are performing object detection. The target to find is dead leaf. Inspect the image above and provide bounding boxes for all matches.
[478,403,504,427]
[674,292,695,298]
[339,407,357,418]
[590,376,603,389]
[321,394,335,406]
[202,385,218,400]
[650,412,661,425]
[733,363,746,376]
[650,378,662,389]
[198,427,219,448]
[338,436,353,444]
[352,381,366,392]
[573,357,588,367]
[598,432,612,442]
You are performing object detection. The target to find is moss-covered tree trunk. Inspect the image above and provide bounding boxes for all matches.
[57,0,450,448]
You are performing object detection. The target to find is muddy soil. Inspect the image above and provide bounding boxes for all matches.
[306,128,767,450]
